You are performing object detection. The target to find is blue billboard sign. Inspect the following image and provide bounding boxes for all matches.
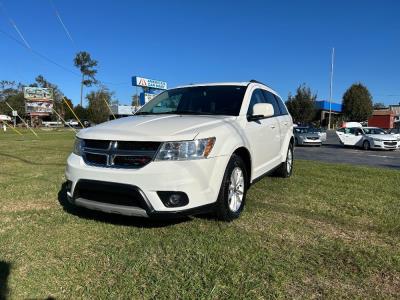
[132,76,167,90]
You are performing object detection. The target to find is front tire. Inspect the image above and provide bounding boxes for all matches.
[215,154,248,221]
[274,143,294,178]
[363,140,370,150]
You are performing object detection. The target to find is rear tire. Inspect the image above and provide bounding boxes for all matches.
[274,143,294,178]
[363,140,370,150]
[215,154,248,221]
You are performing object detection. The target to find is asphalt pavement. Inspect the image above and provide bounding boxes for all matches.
[294,130,400,170]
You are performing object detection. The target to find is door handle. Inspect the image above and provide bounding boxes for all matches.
[283,122,288,126]
[270,125,276,129]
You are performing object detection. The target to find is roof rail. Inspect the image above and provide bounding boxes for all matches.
[249,79,273,90]
[249,79,265,85]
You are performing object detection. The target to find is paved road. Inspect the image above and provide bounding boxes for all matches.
[295,131,400,169]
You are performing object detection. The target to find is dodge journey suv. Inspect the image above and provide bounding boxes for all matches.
[65,81,294,221]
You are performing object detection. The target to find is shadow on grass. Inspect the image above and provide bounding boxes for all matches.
[0,152,65,167]
[0,261,10,300]
[57,183,191,228]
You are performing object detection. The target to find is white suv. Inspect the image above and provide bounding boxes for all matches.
[65,81,294,221]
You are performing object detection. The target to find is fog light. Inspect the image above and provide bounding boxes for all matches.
[157,191,189,207]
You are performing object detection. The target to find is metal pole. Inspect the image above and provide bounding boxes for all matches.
[63,96,85,128]
[328,47,335,130]
[5,102,38,137]
[51,107,77,133]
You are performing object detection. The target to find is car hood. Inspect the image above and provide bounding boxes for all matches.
[367,134,398,140]
[77,114,236,141]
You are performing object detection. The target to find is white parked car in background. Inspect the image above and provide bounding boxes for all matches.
[336,126,400,150]
[65,81,294,221]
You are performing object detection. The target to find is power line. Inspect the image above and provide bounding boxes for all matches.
[0,28,80,77]
[0,5,129,87]
[0,1,31,49]
[49,0,76,48]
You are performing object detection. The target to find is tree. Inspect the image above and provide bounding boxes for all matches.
[73,51,98,106]
[63,97,75,120]
[0,81,24,115]
[0,92,25,115]
[131,94,140,106]
[74,105,89,120]
[86,87,113,124]
[373,102,386,110]
[285,84,317,124]
[342,83,373,121]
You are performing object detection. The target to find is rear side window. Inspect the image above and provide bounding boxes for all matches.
[262,90,280,117]
[274,95,289,115]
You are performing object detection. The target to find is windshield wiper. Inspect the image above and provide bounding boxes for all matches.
[176,110,217,115]
[135,111,177,115]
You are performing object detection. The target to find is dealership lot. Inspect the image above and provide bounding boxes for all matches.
[1,130,400,299]
[295,131,400,169]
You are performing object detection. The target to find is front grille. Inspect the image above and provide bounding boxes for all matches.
[74,180,146,208]
[384,141,397,146]
[113,156,152,167]
[82,139,160,169]
[307,137,319,140]
[85,152,107,165]
[85,139,110,149]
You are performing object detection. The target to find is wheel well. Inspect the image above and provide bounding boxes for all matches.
[233,147,251,187]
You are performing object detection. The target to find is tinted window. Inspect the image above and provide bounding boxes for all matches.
[274,95,288,115]
[137,85,247,116]
[262,90,280,116]
[363,128,385,135]
[345,128,355,134]
[247,89,266,115]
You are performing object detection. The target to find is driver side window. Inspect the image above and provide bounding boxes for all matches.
[247,89,266,116]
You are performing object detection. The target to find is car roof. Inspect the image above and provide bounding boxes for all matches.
[174,81,281,98]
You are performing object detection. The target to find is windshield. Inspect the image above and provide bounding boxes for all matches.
[294,127,319,134]
[136,85,247,116]
[363,128,386,135]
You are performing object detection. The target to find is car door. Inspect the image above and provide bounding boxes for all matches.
[245,88,281,178]
[272,93,292,149]
[343,128,363,146]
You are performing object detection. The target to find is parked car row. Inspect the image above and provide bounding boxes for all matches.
[336,125,400,150]
[293,123,400,150]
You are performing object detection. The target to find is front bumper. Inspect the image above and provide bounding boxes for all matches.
[65,153,229,217]
[371,140,399,150]
[300,139,322,145]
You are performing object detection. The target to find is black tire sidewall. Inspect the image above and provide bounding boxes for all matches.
[285,143,294,177]
[363,140,370,150]
[216,154,248,221]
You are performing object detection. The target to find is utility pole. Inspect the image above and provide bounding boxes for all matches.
[328,47,335,130]
[80,74,84,107]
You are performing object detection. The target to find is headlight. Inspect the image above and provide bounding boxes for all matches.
[73,138,83,156]
[155,137,216,161]
[373,138,382,142]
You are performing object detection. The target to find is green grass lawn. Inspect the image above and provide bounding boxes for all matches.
[0,130,399,299]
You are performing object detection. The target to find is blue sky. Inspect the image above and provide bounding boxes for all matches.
[0,0,399,106]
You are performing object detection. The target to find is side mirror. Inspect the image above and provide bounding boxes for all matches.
[248,103,274,121]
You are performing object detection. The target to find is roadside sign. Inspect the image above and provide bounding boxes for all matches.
[12,110,17,117]
[23,87,53,101]
[132,76,167,90]
[24,87,53,116]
